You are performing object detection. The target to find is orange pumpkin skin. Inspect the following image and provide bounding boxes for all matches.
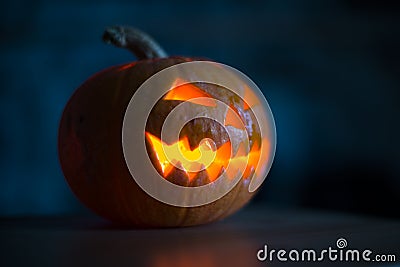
[58,56,260,227]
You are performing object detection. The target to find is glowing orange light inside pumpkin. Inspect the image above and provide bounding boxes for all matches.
[146,132,263,182]
[242,84,260,110]
[146,132,232,181]
[163,78,217,107]
[146,80,264,183]
[224,105,244,128]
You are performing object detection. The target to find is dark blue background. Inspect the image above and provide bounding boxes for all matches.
[1,0,399,217]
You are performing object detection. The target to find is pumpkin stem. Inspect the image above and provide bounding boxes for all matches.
[102,26,168,60]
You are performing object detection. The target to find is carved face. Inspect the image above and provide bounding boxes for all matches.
[144,80,262,187]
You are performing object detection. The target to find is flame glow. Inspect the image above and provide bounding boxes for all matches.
[146,132,231,181]
[242,85,260,110]
[146,132,262,182]
[146,80,264,184]
[163,78,216,107]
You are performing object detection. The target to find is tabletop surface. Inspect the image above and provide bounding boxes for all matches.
[1,205,399,267]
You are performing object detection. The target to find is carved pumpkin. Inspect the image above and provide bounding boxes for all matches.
[58,26,276,227]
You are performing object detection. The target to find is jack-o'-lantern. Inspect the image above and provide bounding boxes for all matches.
[58,26,276,227]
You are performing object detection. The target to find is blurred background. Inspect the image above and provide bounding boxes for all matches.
[1,0,399,218]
